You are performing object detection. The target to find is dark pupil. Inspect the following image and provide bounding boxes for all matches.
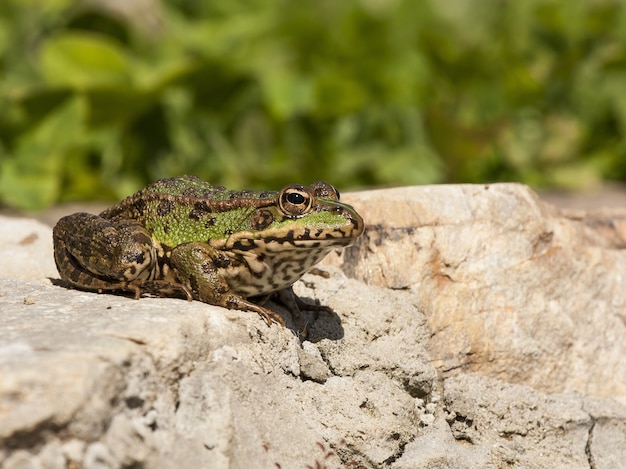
[287,192,305,205]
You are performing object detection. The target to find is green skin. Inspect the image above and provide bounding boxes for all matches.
[53,175,364,327]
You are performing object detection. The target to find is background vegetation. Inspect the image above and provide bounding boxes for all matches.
[1,0,626,211]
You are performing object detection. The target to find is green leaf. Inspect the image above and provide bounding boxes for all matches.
[39,32,131,89]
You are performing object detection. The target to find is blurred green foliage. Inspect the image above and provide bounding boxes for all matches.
[1,0,626,210]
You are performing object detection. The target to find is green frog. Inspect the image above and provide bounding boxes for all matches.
[53,175,364,327]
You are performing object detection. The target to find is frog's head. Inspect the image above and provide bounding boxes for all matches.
[226,181,364,252]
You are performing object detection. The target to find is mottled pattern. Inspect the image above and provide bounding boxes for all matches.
[53,176,364,327]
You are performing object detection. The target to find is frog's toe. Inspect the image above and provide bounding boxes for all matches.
[257,307,286,328]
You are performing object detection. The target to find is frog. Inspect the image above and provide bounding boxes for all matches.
[52,175,364,328]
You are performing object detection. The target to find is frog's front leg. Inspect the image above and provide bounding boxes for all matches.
[169,242,285,327]
[53,213,158,297]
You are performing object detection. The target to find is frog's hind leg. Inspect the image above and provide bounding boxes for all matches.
[169,242,286,327]
[53,213,157,297]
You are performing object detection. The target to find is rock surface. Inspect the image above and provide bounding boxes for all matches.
[333,184,626,398]
[1,183,626,468]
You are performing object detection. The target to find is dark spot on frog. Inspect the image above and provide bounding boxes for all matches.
[193,201,208,212]
[188,274,199,293]
[124,252,145,265]
[69,268,82,283]
[250,209,274,230]
[232,189,254,200]
[232,239,256,251]
[157,199,175,217]
[350,218,361,230]
[205,218,216,228]
[285,230,295,243]
[196,188,212,198]
[210,254,231,269]
[259,232,295,246]
[188,209,203,221]
[182,187,196,197]
[134,199,147,217]
[224,229,233,235]
[163,224,170,234]
[201,261,214,274]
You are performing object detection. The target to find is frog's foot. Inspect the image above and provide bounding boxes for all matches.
[223,294,286,327]
[121,282,142,299]
[253,306,286,328]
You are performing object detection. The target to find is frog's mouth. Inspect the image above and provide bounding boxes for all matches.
[213,215,363,253]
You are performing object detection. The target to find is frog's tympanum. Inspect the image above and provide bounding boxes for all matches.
[53,176,364,327]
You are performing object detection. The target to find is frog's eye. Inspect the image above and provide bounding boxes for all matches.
[279,185,313,217]
[286,192,305,205]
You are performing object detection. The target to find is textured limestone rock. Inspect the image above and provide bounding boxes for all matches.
[332,184,626,398]
[1,182,626,468]
[393,372,626,469]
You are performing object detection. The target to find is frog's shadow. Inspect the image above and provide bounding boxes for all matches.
[48,278,345,341]
[270,298,345,343]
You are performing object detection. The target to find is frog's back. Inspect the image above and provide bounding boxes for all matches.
[137,175,232,200]
[158,175,285,202]
[99,176,278,247]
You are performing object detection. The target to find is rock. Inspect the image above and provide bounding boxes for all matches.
[588,419,626,468]
[331,184,626,398]
[0,273,432,468]
[1,182,626,468]
[298,341,330,383]
[395,372,613,469]
[0,217,56,282]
